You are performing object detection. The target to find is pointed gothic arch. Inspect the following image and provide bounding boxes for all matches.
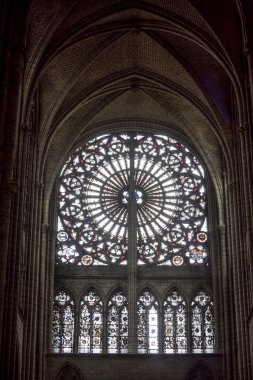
[186,363,215,380]
[53,362,83,380]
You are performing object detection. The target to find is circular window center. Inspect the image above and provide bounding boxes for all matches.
[121,189,145,206]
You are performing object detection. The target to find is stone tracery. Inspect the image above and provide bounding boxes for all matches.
[57,132,208,266]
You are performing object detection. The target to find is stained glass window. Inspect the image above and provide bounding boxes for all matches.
[163,288,187,353]
[78,288,103,353]
[107,288,128,353]
[191,290,215,353]
[56,133,208,267]
[52,290,75,353]
[54,132,214,356]
[137,288,159,353]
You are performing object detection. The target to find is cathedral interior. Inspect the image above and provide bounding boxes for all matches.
[0,1,253,379]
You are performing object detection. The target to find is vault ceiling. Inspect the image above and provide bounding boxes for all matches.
[24,0,244,187]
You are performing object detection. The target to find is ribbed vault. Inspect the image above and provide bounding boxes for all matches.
[25,1,242,168]
[23,0,243,225]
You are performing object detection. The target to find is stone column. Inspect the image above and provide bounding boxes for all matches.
[235,122,253,379]
[0,32,25,379]
[227,161,251,380]
[243,45,253,380]
[243,46,253,306]
[21,181,43,380]
[36,222,50,379]
[218,223,233,380]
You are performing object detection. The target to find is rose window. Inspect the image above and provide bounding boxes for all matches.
[56,133,208,266]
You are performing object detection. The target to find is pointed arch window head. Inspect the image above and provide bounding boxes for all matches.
[191,290,215,353]
[137,289,159,353]
[78,288,103,353]
[163,288,187,353]
[54,364,82,380]
[56,133,208,267]
[107,288,128,353]
[52,290,75,353]
[187,364,215,380]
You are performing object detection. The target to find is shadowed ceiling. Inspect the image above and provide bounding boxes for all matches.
[23,0,245,189]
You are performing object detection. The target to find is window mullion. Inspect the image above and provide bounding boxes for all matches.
[103,303,107,354]
[173,306,177,353]
[202,307,205,353]
[127,136,137,353]
[159,301,163,354]
[90,307,93,353]
[188,301,191,354]
[74,304,79,354]
[60,305,64,353]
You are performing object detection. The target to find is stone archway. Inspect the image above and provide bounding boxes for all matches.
[187,364,215,380]
[54,364,83,380]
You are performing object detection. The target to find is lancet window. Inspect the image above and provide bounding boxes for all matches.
[52,290,75,353]
[163,288,187,353]
[78,288,103,353]
[137,289,159,353]
[107,288,128,353]
[191,290,215,353]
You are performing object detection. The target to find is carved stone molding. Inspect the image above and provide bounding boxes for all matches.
[238,124,249,134]
[219,225,226,235]
[20,123,31,132]
[41,223,50,233]
[35,182,44,189]
[227,182,235,192]
[243,44,253,56]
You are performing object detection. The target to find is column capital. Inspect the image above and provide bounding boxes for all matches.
[20,122,31,133]
[41,223,50,233]
[227,182,235,192]
[243,44,253,56]
[219,225,226,235]
[35,182,44,189]
[238,124,249,134]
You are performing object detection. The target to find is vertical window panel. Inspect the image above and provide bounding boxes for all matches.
[191,290,215,353]
[137,289,159,353]
[79,288,103,353]
[163,289,187,353]
[53,132,214,356]
[52,290,74,353]
[107,288,128,353]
